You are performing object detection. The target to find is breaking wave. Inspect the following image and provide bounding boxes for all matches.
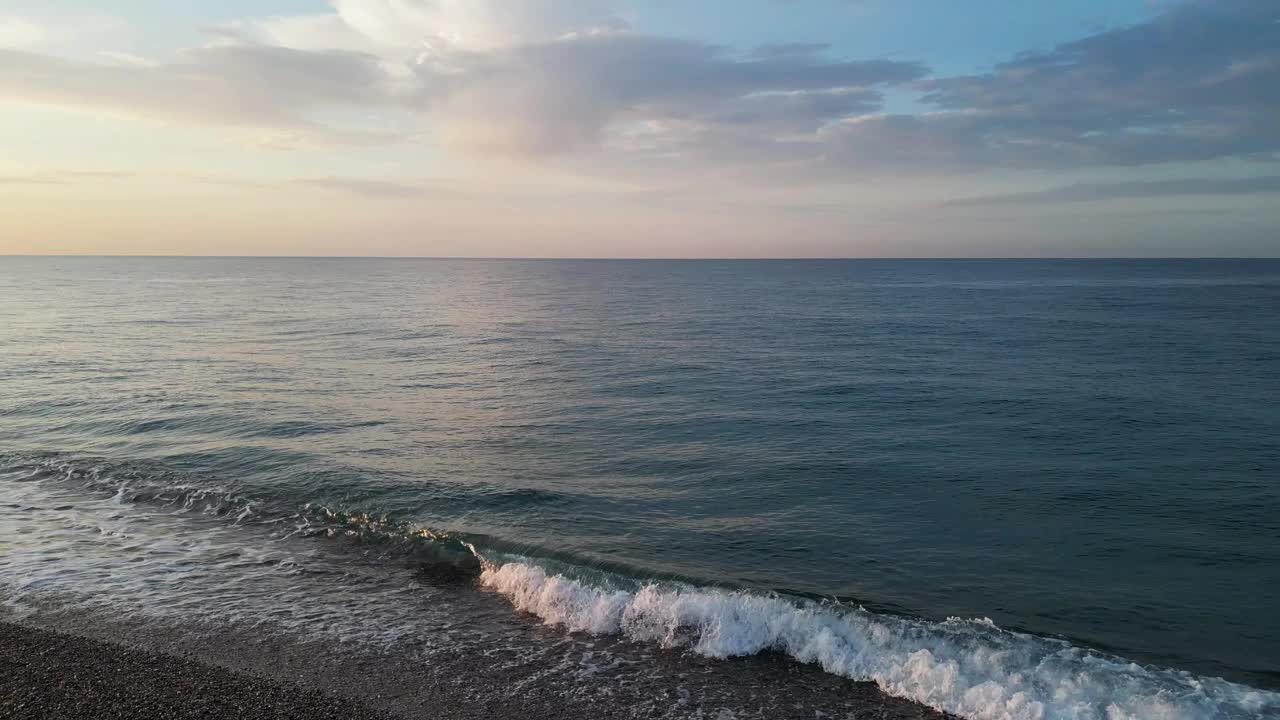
[5,453,1279,719]
[480,562,1279,720]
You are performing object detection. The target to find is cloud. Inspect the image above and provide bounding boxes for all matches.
[413,0,1280,168]
[1,0,1277,179]
[198,0,923,157]
[0,26,922,156]
[290,177,426,198]
[0,170,135,185]
[0,10,131,57]
[422,34,924,156]
[946,176,1280,206]
[821,0,1280,172]
[0,45,402,142]
[334,0,626,50]
[0,170,449,202]
[0,174,62,186]
[237,0,627,56]
[0,15,45,49]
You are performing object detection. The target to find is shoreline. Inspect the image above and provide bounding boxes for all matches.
[0,610,952,720]
[0,621,398,720]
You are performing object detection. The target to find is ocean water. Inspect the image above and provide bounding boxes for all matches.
[1,257,1278,719]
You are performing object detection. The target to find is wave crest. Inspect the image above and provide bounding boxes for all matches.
[7,453,1277,719]
[480,562,1277,720]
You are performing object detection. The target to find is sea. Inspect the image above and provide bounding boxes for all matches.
[1,257,1277,719]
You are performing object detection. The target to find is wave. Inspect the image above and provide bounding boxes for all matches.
[5,453,1278,719]
[479,562,1278,720]
[0,453,482,575]
[1,454,260,518]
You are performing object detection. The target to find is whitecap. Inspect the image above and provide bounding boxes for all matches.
[480,561,1278,720]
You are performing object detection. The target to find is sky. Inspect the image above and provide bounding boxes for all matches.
[1,0,1278,257]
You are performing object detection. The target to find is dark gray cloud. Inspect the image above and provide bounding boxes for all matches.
[437,0,1280,170]
[946,176,1280,206]
[824,0,1280,172]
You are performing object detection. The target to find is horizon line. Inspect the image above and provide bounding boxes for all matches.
[4,254,1279,261]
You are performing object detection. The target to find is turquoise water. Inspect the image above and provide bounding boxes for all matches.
[2,257,1278,718]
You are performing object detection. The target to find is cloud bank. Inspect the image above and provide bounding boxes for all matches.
[0,0,1277,180]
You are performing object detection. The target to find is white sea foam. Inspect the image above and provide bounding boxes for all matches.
[481,562,1279,720]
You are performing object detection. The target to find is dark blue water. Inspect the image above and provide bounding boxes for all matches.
[2,257,1278,719]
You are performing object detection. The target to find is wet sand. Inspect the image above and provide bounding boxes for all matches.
[0,613,951,720]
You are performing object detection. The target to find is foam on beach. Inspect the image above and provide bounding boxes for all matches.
[481,561,1279,720]
[5,454,1277,720]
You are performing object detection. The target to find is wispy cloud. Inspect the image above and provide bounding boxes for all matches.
[0,174,62,186]
[289,177,426,198]
[946,176,1280,206]
[0,170,135,185]
[0,45,402,143]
